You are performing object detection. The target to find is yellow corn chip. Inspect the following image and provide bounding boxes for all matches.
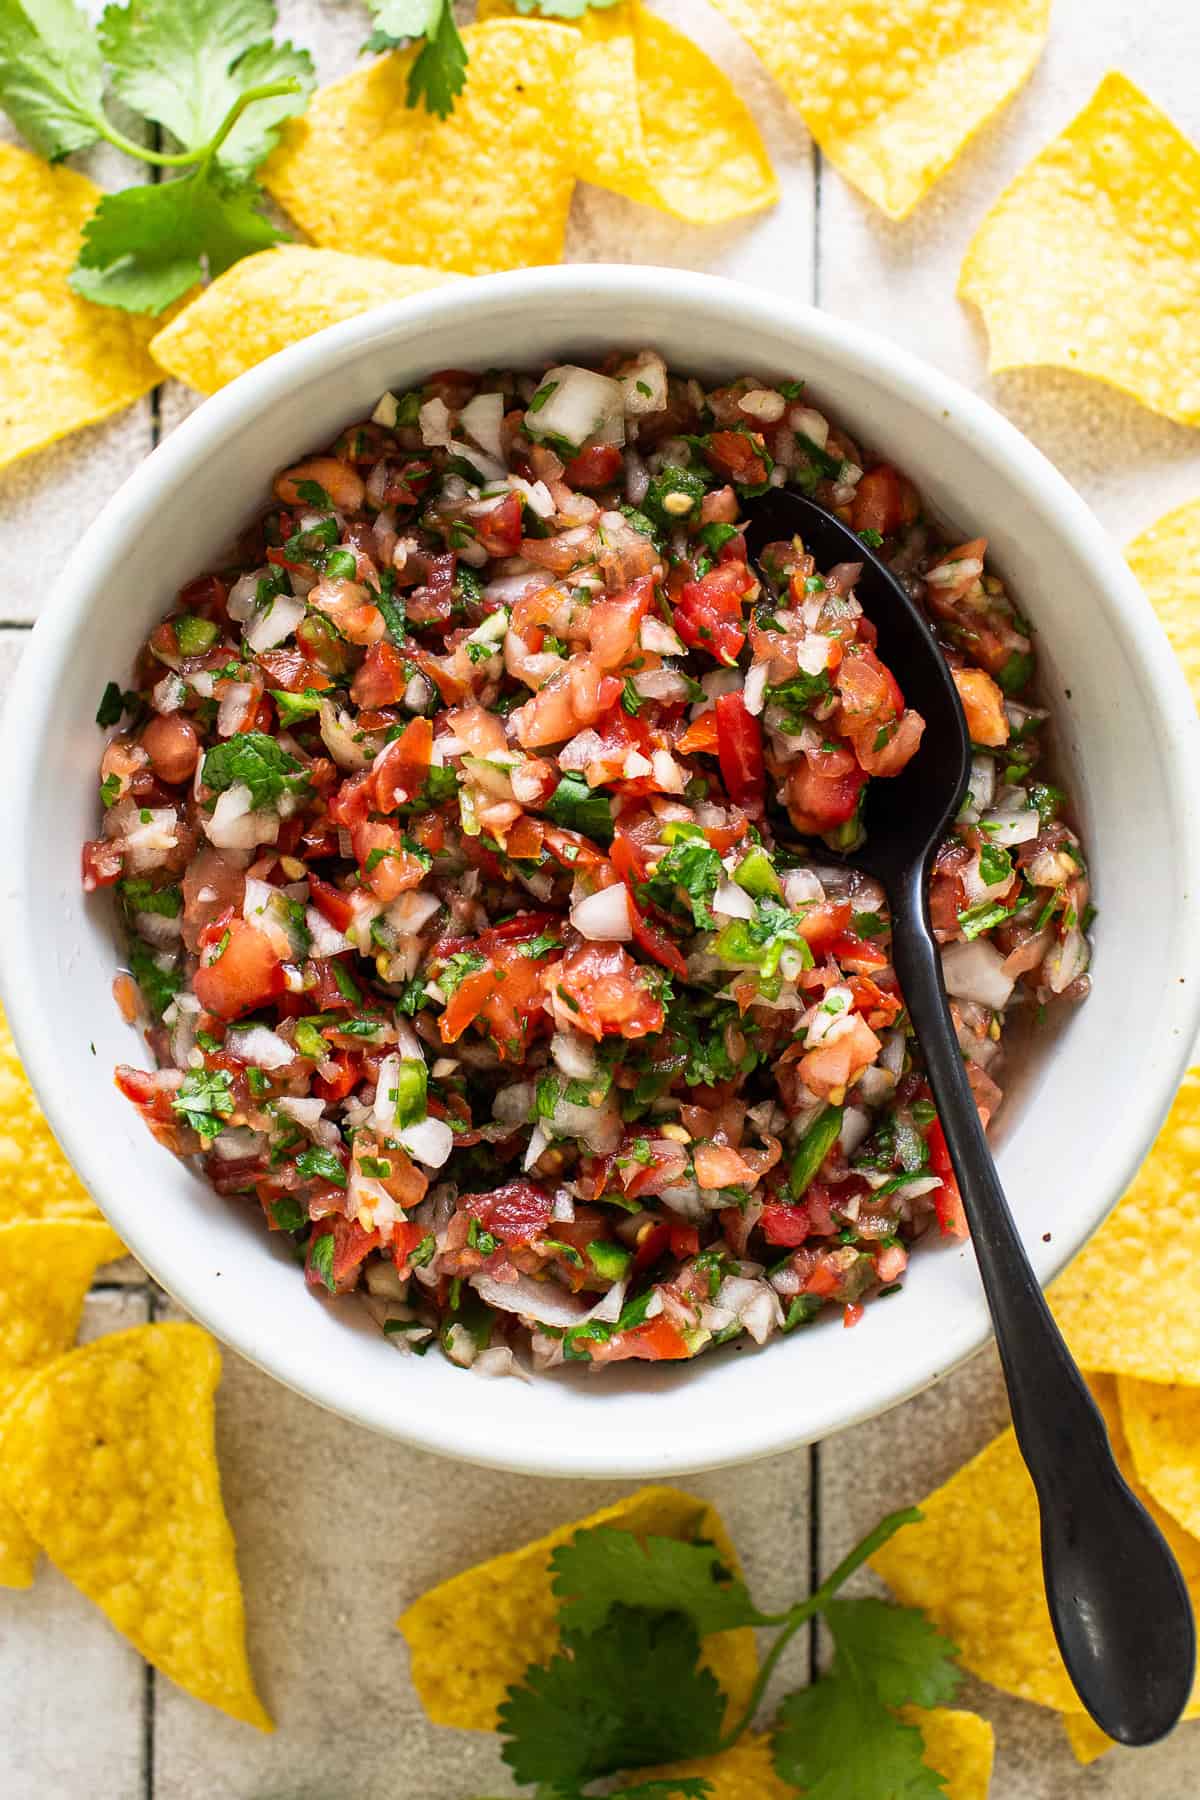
[263,23,578,276]
[1061,1709,1117,1764]
[0,1218,124,1588]
[1049,1068,1200,1384]
[0,143,160,470]
[478,0,775,224]
[1119,1376,1200,1541]
[871,1374,1200,1719]
[960,74,1200,427]
[1128,498,1200,709]
[0,1002,104,1225]
[623,1732,791,1799]
[900,1706,995,1799]
[149,247,462,394]
[709,0,1049,219]
[0,1323,271,1729]
[398,1484,756,1732]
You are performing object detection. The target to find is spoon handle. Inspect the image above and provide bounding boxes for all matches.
[888,861,1195,1742]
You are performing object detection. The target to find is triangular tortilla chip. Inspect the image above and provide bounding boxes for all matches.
[398,1484,756,1733]
[622,1731,792,1798]
[709,0,1049,219]
[960,73,1200,426]
[0,143,160,469]
[870,1374,1200,1720]
[1118,1376,1200,1542]
[1049,1068,1200,1384]
[0,1003,105,1225]
[900,1705,995,1799]
[0,1323,271,1728]
[1127,498,1200,709]
[263,23,578,275]
[149,247,462,393]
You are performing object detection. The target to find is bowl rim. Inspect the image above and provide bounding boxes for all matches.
[4,263,1200,1477]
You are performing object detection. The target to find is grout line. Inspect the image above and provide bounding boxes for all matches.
[0,621,35,632]
[143,1278,158,1800]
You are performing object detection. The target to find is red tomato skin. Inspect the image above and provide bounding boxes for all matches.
[193,917,285,1022]
[761,1203,813,1247]
[715,690,766,818]
[927,1118,969,1239]
[351,641,409,709]
[850,464,919,538]
[564,443,623,487]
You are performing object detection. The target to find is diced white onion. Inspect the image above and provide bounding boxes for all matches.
[459,392,504,460]
[419,396,452,447]
[1044,927,1089,994]
[523,1124,550,1171]
[981,808,1041,847]
[306,905,349,959]
[245,591,306,654]
[570,884,633,942]
[941,939,1015,1010]
[713,878,756,920]
[640,618,685,656]
[587,1278,627,1325]
[839,1106,872,1157]
[633,669,692,704]
[619,353,667,416]
[471,1270,593,1328]
[399,1114,454,1169]
[782,867,826,908]
[319,699,372,770]
[152,672,186,714]
[372,391,399,428]
[526,365,624,451]
[551,1030,596,1080]
[205,785,278,850]
[228,1023,293,1070]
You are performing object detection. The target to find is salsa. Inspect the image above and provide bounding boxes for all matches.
[84,353,1092,1375]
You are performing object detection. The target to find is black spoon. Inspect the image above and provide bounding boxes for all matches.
[743,487,1195,1745]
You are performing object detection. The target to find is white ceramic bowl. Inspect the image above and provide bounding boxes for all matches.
[4,266,1199,1478]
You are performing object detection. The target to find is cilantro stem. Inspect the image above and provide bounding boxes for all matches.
[715,1506,922,1750]
[91,77,303,169]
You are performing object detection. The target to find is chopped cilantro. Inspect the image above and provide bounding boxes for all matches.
[545,773,614,845]
[172,1068,234,1140]
[201,732,309,812]
[296,1145,347,1188]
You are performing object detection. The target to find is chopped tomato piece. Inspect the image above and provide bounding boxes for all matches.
[372,715,433,811]
[326,771,374,828]
[306,1215,382,1295]
[314,1051,364,1104]
[715,691,765,819]
[674,561,754,666]
[849,464,919,538]
[676,711,720,755]
[629,900,689,979]
[439,965,499,1043]
[589,1314,692,1363]
[563,443,623,488]
[796,899,853,955]
[475,491,524,556]
[82,838,124,890]
[786,759,867,836]
[193,916,285,1022]
[307,872,357,933]
[469,1179,554,1244]
[708,429,768,485]
[761,1203,813,1247]
[554,941,664,1041]
[351,821,428,901]
[927,1118,968,1239]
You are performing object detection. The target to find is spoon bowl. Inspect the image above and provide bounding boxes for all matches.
[744,487,1196,1745]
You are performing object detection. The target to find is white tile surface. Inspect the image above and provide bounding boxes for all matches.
[1,1,1199,1794]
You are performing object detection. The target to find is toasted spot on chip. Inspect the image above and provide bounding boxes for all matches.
[398,1484,756,1732]
[0,143,160,470]
[1128,498,1200,709]
[899,1705,995,1799]
[622,1731,791,1799]
[149,247,463,394]
[499,0,776,223]
[1049,1068,1200,1383]
[708,0,1049,219]
[0,1323,271,1728]
[1119,1376,1200,1541]
[871,1373,1200,1717]
[1061,1710,1116,1763]
[0,1002,105,1224]
[960,73,1200,426]
[0,1218,124,1588]
[263,23,578,275]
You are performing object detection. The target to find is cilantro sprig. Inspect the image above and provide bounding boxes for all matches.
[363,0,620,118]
[479,1505,961,1799]
[0,0,315,314]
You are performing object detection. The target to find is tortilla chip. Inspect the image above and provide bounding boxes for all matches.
[0,1218,125,1588]
[0,143,160,470]
[623,1732,791,1799]
[1118,1376,1200,1543]
[709,0,1049,219]
[871,1373,1200,1720]
[0,1002,104,1225]
[900,1706,995,1799]
[1127,499,1200,709]
[1061,1709,1116,1764]
[1049,1068,1200,1384]
[398,1485,756,1732]
[0,1323,271,1729]
[263,23,578,276]
[149,247,462,394]
[960,73,1200,426]
[479,0,775,223]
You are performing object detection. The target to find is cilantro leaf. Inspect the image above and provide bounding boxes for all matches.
[200,729,310,812]
[171,1067,235,1140]
[618,1784,713,1799]
[98,0,314,176]
[821,1598,962,1710]
[498,1608,723,1786]
[772,1670,947,1800]
[550,1527,763,1638]
[71,168,283,315]
[127,937,181,1019]
[544,773,614,846]
[365,0,466,119]
[0,0,106,160]
[641,829,723,931]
